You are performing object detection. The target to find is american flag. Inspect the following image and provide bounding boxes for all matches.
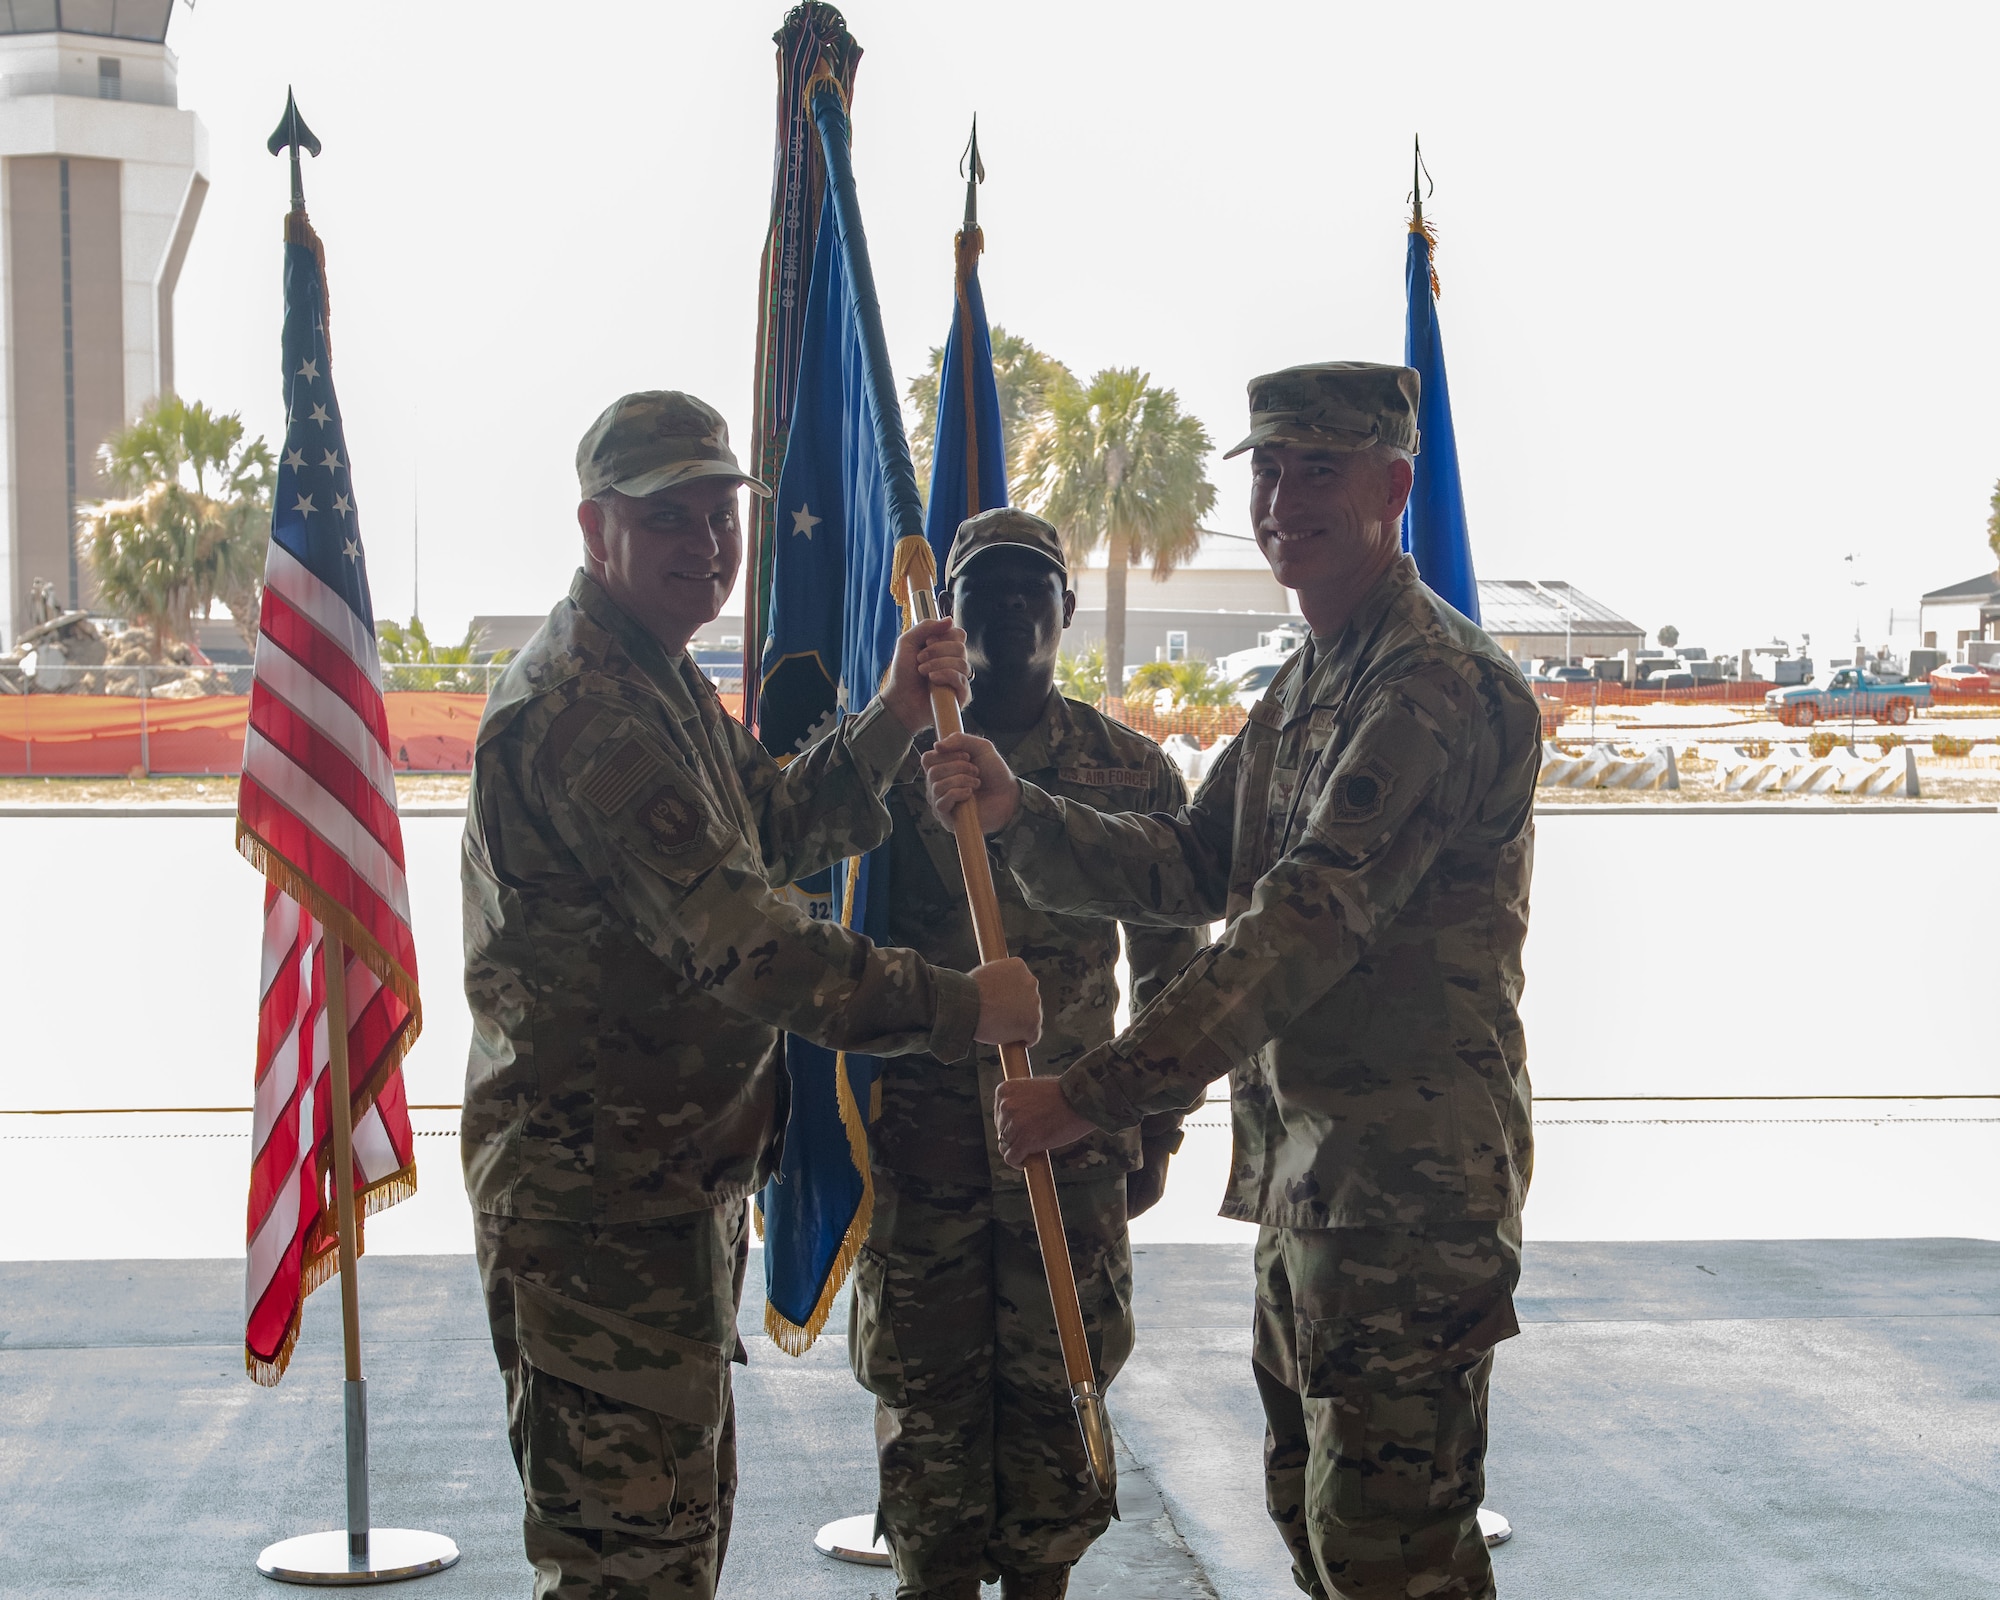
[236,206,422,1386]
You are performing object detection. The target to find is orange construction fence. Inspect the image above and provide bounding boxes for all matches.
[0,689,752,779]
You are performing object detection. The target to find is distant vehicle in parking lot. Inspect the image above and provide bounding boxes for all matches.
[1766,667,1929,726]
[1930,664,1994,693]
[1543,665,1594,683]
[1216,629,1308,708]
[1653,670,1698,690]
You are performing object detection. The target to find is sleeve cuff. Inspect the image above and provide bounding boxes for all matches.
[991,778,1065,870]
[926,966,982,1065]
[1057,1046,1144,1135]
[848,697,918,795]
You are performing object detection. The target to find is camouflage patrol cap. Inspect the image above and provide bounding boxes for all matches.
[944,507,1070,588]
[576,391,771,500]
[1222,362,1422,459]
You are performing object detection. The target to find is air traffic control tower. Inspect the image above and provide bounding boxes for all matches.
[0,1,206,647]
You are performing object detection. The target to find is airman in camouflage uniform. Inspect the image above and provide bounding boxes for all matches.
[927,365,1540,1600]
[853,511,1203,1600]
[461,392,1040,1600]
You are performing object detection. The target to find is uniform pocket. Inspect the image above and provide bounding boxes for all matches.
[514,1277,728,1542]
[1324,1383,1442,1524]
[846,1246,908,1408]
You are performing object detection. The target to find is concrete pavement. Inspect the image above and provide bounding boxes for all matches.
[3,1239,1995,1597]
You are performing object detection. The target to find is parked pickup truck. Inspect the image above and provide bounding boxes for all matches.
[1765,667,1930,727]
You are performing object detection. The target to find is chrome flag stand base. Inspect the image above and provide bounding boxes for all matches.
[814,1513,891,1567]
[256,1528,460,1586]
[1479,1506,1513,1546]
[257,1376,459,1584]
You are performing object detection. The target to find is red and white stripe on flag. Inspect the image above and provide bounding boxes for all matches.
[237,549,422,1386]
[244,886,416,1383]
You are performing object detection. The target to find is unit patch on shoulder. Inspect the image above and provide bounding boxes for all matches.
[576,737,662,816]
[1329,758,1396,824]
[638,782,704,851]
[1058,765,1150,789]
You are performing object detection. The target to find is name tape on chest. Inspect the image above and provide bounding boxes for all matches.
[1058,765,1151,790]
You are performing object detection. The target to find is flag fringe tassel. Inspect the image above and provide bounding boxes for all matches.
[241,1152,421,1387]
[890,536,938,633]
[1408,214,1442,299]
[237,821,424,1034]
[763,1045,873,1355]
[764,849,878,1356]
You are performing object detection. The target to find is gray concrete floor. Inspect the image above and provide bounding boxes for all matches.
[2,1240,1994,1598]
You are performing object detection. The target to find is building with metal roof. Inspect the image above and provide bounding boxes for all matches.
[1918,569,2000,657]
[1475,580,1643,664]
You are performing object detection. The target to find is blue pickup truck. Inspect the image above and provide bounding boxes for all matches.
[1765,667,1930,727]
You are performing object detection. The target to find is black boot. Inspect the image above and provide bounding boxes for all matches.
[998,1566,1070,1600]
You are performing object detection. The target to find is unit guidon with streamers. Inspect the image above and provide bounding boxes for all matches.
[235,208,421,1385]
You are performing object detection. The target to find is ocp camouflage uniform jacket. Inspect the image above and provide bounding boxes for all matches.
[462,570,981,1225]
[992,556,1540,1229]
[874,693,1203,1188]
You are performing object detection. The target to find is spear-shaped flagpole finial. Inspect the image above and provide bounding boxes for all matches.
[961,115,985,231]
[1411,133,1425,230]
[267,88,322,212]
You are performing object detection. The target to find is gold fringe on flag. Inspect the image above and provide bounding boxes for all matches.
[762,850,878,1355]
[1409,213,1442,300]
[245,1161,420,1386]
[237,823,423,1029]
[891,535,939,634]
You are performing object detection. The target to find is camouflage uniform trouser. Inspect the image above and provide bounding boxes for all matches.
[1252,1221,1523,1600]
[849,1173,1133,1598]
[475,1203,748,1600]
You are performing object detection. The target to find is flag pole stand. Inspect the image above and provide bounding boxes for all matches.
[256,932,459,1586]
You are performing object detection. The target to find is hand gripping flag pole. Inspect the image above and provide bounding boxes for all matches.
[805,71,1113,1494]
[246,93,457,1586]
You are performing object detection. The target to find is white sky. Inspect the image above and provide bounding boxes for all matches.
[167,1,2000,662]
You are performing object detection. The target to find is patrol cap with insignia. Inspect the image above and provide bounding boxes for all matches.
[1222,361,1422,459]
[576,391,772,500]
[943,507,1070,589]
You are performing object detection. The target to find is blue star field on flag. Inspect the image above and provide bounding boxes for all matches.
[270,243,377,636]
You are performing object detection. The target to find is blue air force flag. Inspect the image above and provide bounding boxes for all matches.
[921,238,1009,562]
[1402,223,1480,622]
[753,184,903,1348]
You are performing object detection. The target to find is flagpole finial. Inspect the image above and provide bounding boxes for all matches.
[267,88,322,212]
[960,115,984,230]
[1410,133,1426,230]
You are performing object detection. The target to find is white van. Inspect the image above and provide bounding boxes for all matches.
[1214,626,1309,708]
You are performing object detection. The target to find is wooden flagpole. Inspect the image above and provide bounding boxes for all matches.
[902,575,1114,1495]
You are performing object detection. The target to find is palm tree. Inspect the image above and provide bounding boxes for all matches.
[1127,659,1245,710]
[80,396,275,657]
[906,327,1075,505]
[377,616,495,693]
[1018,368,1216,702]
[1054,640,1107,706]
